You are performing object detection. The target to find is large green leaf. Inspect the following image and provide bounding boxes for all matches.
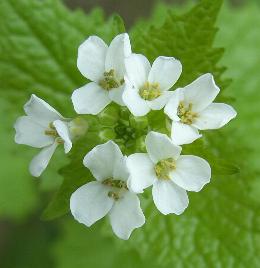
[0,0,125,218]
[0,0,125,114]
[1,0,260,267]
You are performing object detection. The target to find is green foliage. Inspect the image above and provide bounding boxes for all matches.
[0,0,125,219]
[0,0,125,114]
[1,0,260,267]
[131,0,230,95]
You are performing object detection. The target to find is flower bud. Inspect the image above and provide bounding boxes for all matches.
[99,128,116,142]
[69,117,88,139]
[98,105,119,126]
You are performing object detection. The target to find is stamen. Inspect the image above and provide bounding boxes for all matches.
[44,130,58,136]
[99,69,124,90]
[103,178,128,201]
[139,81,161,100]
[177,101,198,125]
[44,122,64,144]
[56,137,64,144]
[108,191,120,201]
[154,158,176,180]
[102,178,127,189]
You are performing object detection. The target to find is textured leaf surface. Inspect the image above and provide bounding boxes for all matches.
[1,0,260,267]
[115,1,260,267]
[0,0,125,219]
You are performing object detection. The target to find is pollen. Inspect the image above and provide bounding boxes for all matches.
[154,158,176,180]
[139,81,162,101]
[103,178,128,200]
[102,178,127,189]
[177,101,198,125]
[44,122,64,144]
[99,69,124,90]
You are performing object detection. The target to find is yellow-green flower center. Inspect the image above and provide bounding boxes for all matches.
[139,81,162,100]
[102,178,128,201]
[177,101,198,125]
[154,158,176,180]
[99,69,124,91]
[44,122,64,144]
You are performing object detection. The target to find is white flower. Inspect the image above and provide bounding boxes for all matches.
[122,54,182,116]
[164,73,237,145]
[70,141,145,240]
[14,94,72,177]
[126,131,211,215]
[72,33,131,115]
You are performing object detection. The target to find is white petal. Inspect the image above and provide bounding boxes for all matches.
[193,103,237,130]
[171,155,211,192]
[164,88,184,121]
[14,116,54,148]
[148,91,174,110]
[109,191,145,240]
[122,80,150,116]
[70,181,114,227]
[71,82,111,115]
[105,33,131,79]
[53,120,72,153]
[77,36,108,82]
[171,121,202,145]
[24,94,63,126]
[83,141,124,181]
[148,56,182,91]
[126,153,156,193]
[152,180,189,215]
[125,53,151,89]
[145,131,181,163]
[183,73,220,112]
[108,85,125,106]
[29,142,58,177]
[113,156,129,182]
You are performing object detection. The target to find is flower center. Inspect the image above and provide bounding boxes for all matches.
[154,158,176,180]
[177,101,198,125]
[113,108,148,153]
[102,178,128,201]
[99,69,124,91]
[44,123,64,144]
[139,81,162,100]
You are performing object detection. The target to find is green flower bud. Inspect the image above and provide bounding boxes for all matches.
[129,115,148,130]
[99,128,116,142]
[98,105,119,126]
[135,136,146,152]
[69,117,88,139]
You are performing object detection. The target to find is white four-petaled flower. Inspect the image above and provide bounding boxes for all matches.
[70,141,145,240]
[127,131,211,215]
[14,94,73,177]
[122,54,182,116]
[72,33,131,115]
[164,73,237,145]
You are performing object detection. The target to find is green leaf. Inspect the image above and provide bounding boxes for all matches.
[0,0,125,114]
[131,0,230,96]
[211,159,240,175]
[0,0,126,220]
[111,1,260,266]
[2,0,260,267]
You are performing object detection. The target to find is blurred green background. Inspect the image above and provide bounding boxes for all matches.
[1,0,260,267]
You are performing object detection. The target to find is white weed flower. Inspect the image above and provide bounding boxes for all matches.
[72,33,131,115]
[14,94,74,177]
[164,73,237,145]
[70,141,145,240]
[127,131,211,215]
[122,54,182,116]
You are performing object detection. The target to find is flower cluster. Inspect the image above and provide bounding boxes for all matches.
[14,33,237,240]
